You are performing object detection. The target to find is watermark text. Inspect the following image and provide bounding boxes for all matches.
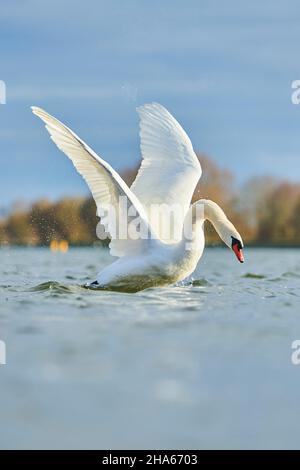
[0,340,6,365]
[0,80,6,104]
[291,80,300,104]
[291,340,300,365]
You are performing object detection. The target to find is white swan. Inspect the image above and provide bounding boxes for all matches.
[32,103,244,292]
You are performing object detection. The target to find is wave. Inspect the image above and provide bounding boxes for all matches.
[29,281,76,294]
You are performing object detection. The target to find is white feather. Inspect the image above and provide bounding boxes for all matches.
[131,103,202,242]
[31,106,154,257]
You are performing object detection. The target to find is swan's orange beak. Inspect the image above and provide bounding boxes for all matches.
[233,243,244,263]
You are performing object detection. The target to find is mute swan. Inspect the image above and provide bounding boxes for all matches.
[32,103,244,292]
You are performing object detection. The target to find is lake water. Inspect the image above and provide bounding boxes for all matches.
[0,246,300,449]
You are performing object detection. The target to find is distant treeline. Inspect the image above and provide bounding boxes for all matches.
[1,155,300,247]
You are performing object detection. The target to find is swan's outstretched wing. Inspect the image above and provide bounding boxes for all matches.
[131,103,202,242]
[31,107,154,257]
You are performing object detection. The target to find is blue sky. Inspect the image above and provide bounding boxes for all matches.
[1,0,300,208]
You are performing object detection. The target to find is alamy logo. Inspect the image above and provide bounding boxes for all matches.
[0,340,6,365]
[291,80,300,105]
[291,340,300,365]
[0,80,6,104]
[95,197,205,251]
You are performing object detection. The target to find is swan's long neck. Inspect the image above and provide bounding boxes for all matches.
[182,199,236,249]
[197,199,232,238]
[170,199,238,281]
[174,200,244,277]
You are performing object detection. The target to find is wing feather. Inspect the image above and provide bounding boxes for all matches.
[31,106,153,257]
[131,103,201,242]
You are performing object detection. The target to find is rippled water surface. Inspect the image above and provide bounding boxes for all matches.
[0,247,300,449]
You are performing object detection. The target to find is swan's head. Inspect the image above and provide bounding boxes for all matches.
[231,235,244,263]
[215,219,244,263]
[196,199,245,263]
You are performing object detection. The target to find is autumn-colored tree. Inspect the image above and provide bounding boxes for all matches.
[121,165,139,187]
[29,199,56,245]
[5,210,36,245]
[256,182,300,245]
[1,155,299,246]
[80,197,98,244]
[193,154,255,244]
[289,196,300,245]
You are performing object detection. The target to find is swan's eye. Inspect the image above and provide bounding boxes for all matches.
[231,236,243,250]
[231,237,244,263]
